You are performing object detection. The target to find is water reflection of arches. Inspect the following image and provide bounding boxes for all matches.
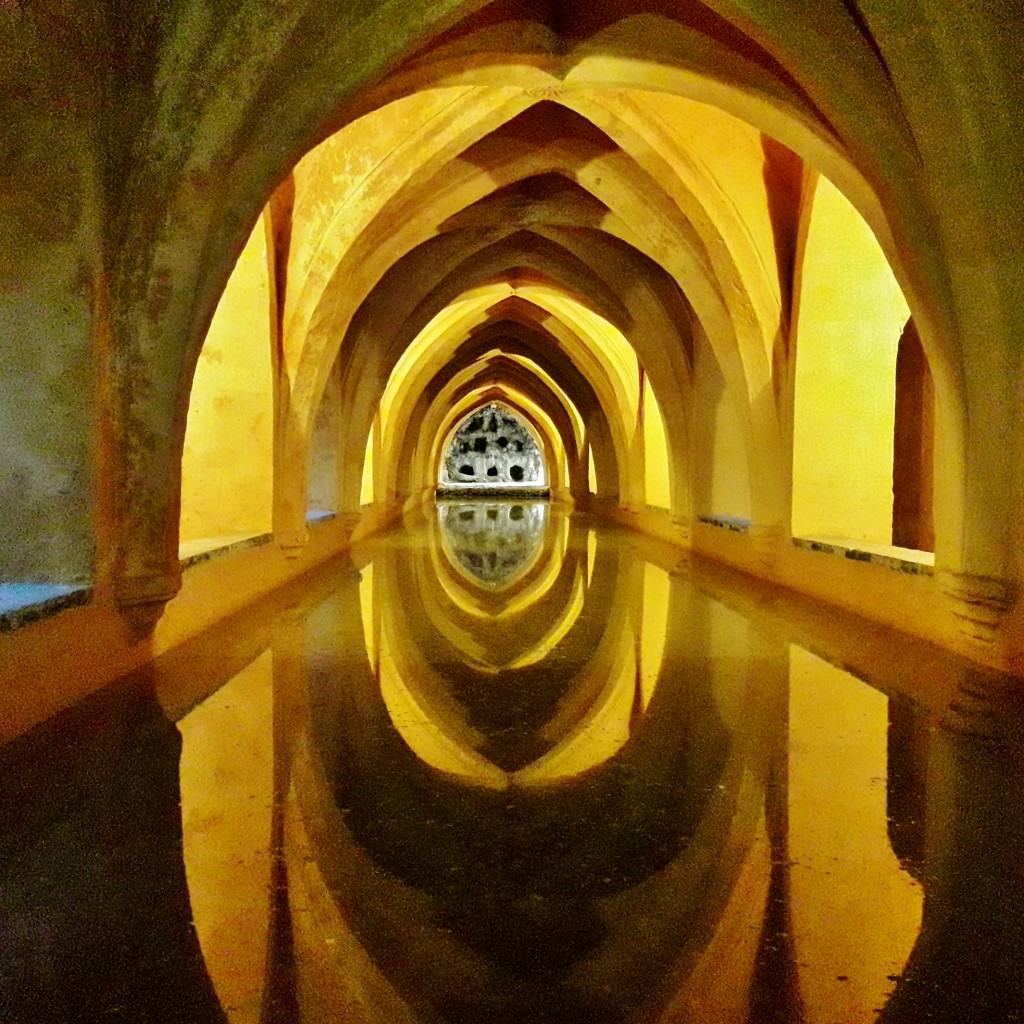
[372,505,633,780]
[7,513,1024,1023]
[436,500,548,589]
[297,519,761,1023]
[279,514,945,1024]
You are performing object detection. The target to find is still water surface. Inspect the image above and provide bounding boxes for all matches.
[3,502,1024,1023]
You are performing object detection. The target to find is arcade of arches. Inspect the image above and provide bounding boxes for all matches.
[2,2,1024,736]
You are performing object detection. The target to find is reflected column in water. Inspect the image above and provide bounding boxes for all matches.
[609,588,787,1023]
[879,671,1024,1024]
[178,651,275,1024]
[286,568,446,1024]
[166,505,1024,1024]
[0,687,226,1024]
[786,647,923,1023]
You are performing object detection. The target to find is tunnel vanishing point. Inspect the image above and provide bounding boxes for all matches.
[3,1,1024,740]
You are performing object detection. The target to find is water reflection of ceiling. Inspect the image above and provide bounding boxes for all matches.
[297,511,761,1024]
[427,501,573,623]
[438,500,546,587]
[11,512,980,1024]
[362,504,671,787]
[288,518,935,1024]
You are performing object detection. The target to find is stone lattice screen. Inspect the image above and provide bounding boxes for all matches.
[439,405,548,492]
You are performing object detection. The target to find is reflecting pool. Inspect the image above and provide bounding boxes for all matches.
[3,504,1024,1023]
[436,500,548,588]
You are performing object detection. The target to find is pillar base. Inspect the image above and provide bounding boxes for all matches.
[276,527,309,559]
[939,570,1016,646]
[941,668,1024,740]
[747,524,786,573]
[114,570,181,639]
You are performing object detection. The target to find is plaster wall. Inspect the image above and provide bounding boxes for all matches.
[791,177,909,544]
[308,356,343,517]
[0,254,95,583]
[643,377,671,510]
[180,217,274,545]
[0,92,97,584]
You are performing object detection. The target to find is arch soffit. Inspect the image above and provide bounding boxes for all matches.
[154,0,958,489]
[325,228,699,524]
[365,280,643,452]
[331,225,637,413]
[331,282,614,509]
[326,220,698,453]
[393,340,599,492]
[400,367,596,502]
[407,379,574,501]
[418,329,601,447]
[389,355,590,497]
[301,230,638,482]
[395,343,585,456]
[374,291,638,477]
[291,96,769,433]
[337,6,958,368]
[100,0,970,596]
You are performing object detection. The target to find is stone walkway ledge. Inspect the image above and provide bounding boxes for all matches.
[697,514,752,534]
[0,585,92,633]
[179,533,273,571]
[793,536,935,575]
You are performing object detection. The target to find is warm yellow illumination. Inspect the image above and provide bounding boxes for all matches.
[425,386,568,505]
[359,414,377,506]
[517,284,640,425]
[707,602,754,734]
[514,625,637,786]
[792,176,910,543]
[366,277,648,510]
[180,215,274,546]
[425,507,571,627]
[179,652,274,1022]
[643,377,671,509]
[505,567,587,670]
[692,332,751,521]
[788,645,922,1021]
[377,639,507,790]
[364,508,661,787]
[640,563,671,708]
[358,564,376,673]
